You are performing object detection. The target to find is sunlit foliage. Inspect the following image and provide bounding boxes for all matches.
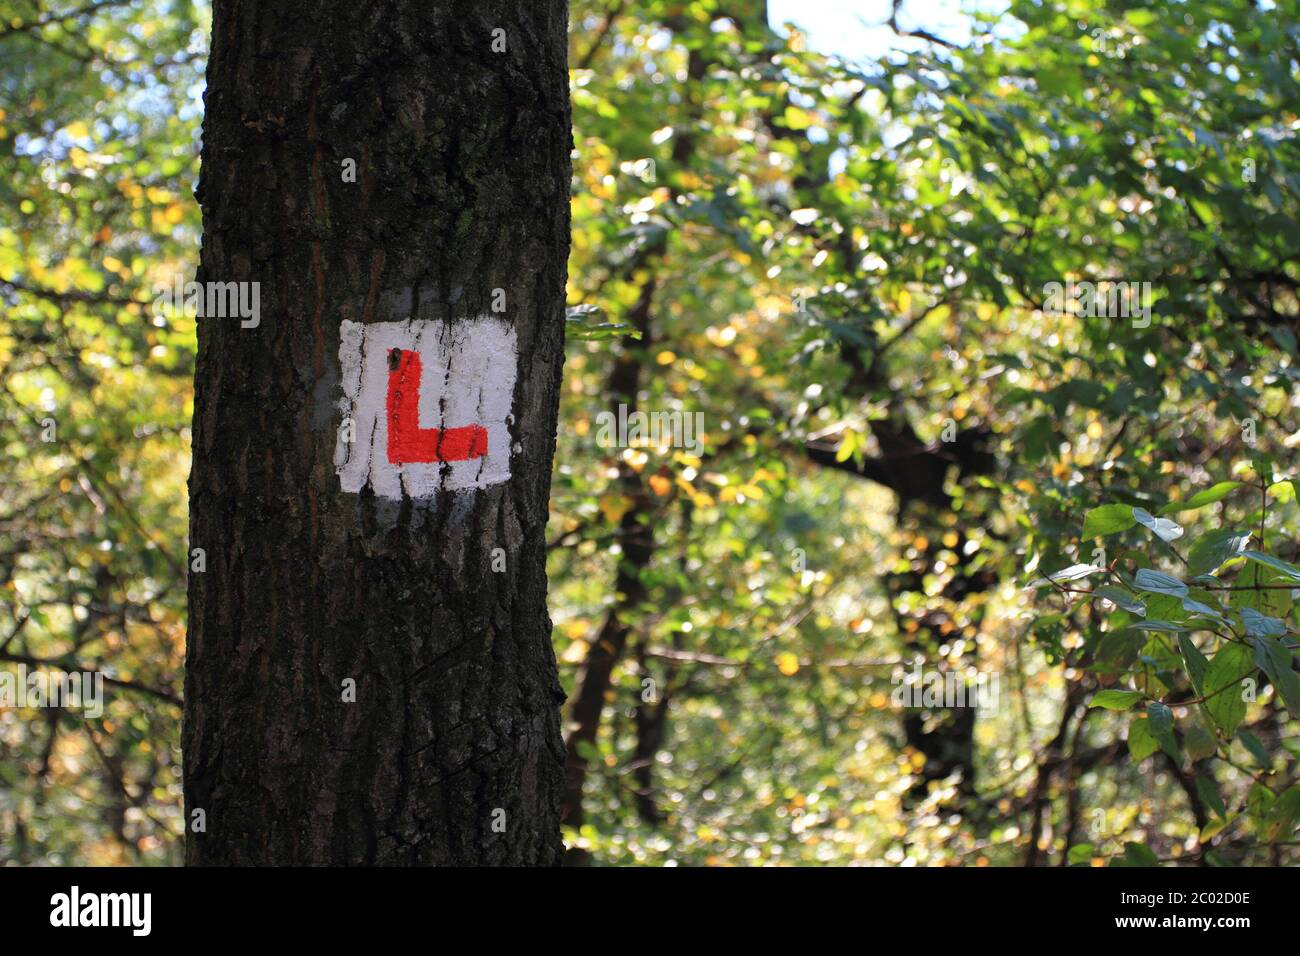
[1,0,1296,865]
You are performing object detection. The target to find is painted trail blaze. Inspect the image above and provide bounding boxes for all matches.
[386,349,489,464]
[335,317,517,498]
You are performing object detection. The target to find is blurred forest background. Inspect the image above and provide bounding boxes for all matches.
[2,0,1299,866]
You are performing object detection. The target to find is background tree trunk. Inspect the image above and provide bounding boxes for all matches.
[184,0,571,865]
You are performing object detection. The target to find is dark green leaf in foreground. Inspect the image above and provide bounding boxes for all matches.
[1082,504,1136,538]
[1204,643,1254,736]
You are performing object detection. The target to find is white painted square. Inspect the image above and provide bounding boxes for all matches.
[335,317,518,499]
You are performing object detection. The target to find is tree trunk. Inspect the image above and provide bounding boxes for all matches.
[185,0,571,865]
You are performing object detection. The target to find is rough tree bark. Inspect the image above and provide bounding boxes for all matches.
[185,0,571,865]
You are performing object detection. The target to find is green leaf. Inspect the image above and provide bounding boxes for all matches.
[1157,481,1241,516]
[1028,563,1105,587]
[1146,701,1180,760]
[1090,689,1142,711]
[1269,327,1299,354]
[1187,195,1218,226]
[1143,593,1183,619]
[1238,729,1272,768]
[1020,415,1056,464]
[1093,586,1145,614]
[1131,620,1188,633]
[1196,773,1227,819]
[1095,629,1146,673]
[1242,551,1300,582]
[1067,843,1095,865]
[1181,597,1225,622]
[1260,786,1300,843]
[1178,634,1209,694]
[565,305,643,340]
[1186,529,1251,576]
[1232,561,1294,618]
[1204,643,1253,736]
[1247,782,1274,821]
[1127,715,1159,761]
[1185,724,1217,762]
[1133,507,1183,543]
[1252,635,1300,716]
[1118,842,1160,867]
[1239,607,1286,638]
[1133,568,1188,598]
[1082,504,1136,538]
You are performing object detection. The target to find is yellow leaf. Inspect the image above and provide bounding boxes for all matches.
[648,474,672,496]
[1200,816,1231,842]
[835,428,858,463]
[783,105,813,130]
[599,494,632,524]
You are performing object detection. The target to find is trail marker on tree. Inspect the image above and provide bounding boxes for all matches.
[335,317,517,499]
